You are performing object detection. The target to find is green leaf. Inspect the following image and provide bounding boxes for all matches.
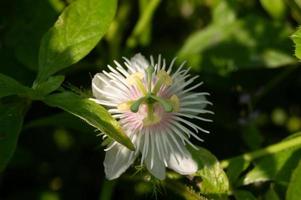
[212,0,237,24]
[0,73,61,100]
[24,112,93,133]
[43,92,135,151]
[286,161,301,200]
[264,185,281,200]
[0,73,32,98]
[4,0,59,71]
[33,75,65,97]
[0,48,35,84]
[37,0,117,81]
[292,27,301,59]
[234,190,256,200]
[260,0,286,19]
[243,134,301,185]
[0,100,27,172]
[242,124,263,150]
[178,3,295,74]
[225,157,250,184]
[189,146,230,199]
[177,0,237,69]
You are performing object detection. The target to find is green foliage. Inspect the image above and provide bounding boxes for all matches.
[265,185,281,200]
[0,0,132,177]
[260,0,286,20]
[126,0,160,48]
[242,124,263,150]
[33,75,65,97]
[234,190,256,200]
[286,161,301,200]
[292,26,301,59]
[4,0,59,71]
[37,0,117,81]
[0,100,27,172]
[189,146,230,199]
[43,92,135,151]
[178,0,236,60]
[178,0,296,75]
[243,133,301,185]
[0,73,32,98]
[24,112,93,133]
[225,157,250,184]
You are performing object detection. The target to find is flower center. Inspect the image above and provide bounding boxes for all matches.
[121,66,179,126]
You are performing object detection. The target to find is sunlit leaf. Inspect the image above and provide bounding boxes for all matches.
[43,92,135,151]
[286,161,301,200]
[260,0,286,19]
[243,134,301,185]
[189,146,230,199]
[0,100,27,172]
[37,0,117,81]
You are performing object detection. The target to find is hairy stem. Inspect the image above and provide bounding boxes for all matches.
[164,179,207,200]
[221,132,301,168]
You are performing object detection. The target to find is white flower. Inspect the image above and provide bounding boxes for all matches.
[92,53,212,180]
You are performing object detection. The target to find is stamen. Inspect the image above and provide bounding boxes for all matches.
[117,101,134,111]
[152,70,172,94]
[127,72,147,95]
[170,95,180,112]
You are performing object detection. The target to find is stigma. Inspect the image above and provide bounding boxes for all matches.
[119,66,180,126]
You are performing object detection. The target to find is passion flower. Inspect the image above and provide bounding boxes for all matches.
[92,54,212,180]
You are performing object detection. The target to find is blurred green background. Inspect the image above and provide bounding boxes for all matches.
[1,0,301,199]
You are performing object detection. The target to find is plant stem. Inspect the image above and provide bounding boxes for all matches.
[99,180,117,200]
[221,132,301,168]
[126,0,161,48]
[164,179,207,200]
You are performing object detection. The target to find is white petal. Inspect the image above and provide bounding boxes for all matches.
[130,53,149,71]
[145,156,166,180]
[180,93,209,111]
[92,73,109,99]
[144,133,166,180]
[104,144,137,180]
[167,136,198,175]
[168,152,197,175]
